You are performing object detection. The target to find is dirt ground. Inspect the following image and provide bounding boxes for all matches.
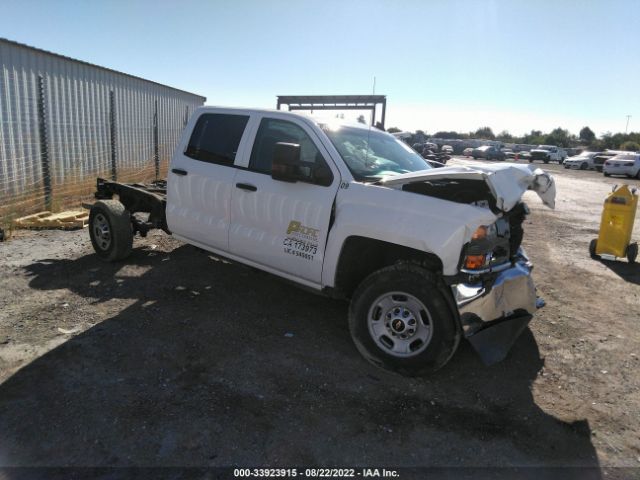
[0,159,639,477]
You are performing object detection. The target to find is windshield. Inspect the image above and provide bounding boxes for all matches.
[321,124,432,180]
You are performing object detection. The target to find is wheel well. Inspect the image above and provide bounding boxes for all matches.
[333,236,443,299]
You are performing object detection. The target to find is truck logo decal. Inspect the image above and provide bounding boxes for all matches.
[284,221,319,261]
[286,221,319,241]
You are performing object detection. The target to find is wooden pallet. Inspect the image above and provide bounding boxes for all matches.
[13,210,90,230]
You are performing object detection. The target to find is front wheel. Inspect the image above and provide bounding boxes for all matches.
[627,243,638,264]
[589,239,599,259]
[349,263,459,376]
[580,162,588,170]
[89,200,133,262]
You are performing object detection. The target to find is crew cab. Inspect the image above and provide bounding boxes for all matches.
[529,145,566,164]
[88,107,556,375]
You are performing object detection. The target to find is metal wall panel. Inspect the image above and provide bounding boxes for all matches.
[0,39,205,218]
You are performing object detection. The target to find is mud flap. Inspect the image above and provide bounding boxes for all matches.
[466,314,532,365]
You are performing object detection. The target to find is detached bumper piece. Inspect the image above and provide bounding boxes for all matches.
[452,253,539,365]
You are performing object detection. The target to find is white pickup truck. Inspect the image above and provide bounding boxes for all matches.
[88,107,556,375]
[529,145,567,164]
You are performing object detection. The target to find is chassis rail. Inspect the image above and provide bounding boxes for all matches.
[94,177,169,235]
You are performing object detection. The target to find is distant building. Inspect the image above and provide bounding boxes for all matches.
[0,37,205,218]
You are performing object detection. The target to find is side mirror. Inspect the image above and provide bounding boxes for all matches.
[272,142,309,183]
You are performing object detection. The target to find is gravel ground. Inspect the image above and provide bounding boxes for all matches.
[0,159,639,478]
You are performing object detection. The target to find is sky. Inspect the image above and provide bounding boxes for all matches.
[2,0,639,137]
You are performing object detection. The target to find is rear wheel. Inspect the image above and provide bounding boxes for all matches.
[636,170,640,179]
[589,239,599,259]
[627,243,638,264]
[89,200,133,262]
[580,162,588,170]
[604,172,610,177]
[349,263,459,376]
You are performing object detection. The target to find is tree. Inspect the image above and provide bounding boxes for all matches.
[386,127,401,134]
[579,126,596,144]
[496,130,513,142]
[433,131,463,139]
[544,127,572,148]
[474,127,495,139]
[620,141,640,151]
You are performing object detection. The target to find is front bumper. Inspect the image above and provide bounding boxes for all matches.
[451,251,538,365]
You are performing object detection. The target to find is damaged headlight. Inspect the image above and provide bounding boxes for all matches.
[462,219,511,271]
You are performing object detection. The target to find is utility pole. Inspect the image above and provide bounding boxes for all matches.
[625,115,631,133]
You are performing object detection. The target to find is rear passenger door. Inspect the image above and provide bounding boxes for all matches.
[166,112,251,251]
[229,116,340,285]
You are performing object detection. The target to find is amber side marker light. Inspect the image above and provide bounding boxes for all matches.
[464,254,487,270]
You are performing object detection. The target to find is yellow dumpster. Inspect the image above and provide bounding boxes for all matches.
[590,184,638,263]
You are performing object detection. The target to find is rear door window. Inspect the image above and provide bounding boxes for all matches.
[185,113,249,165]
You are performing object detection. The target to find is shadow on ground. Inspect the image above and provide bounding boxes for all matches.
[0,244,601,476]
[596,258,640,286]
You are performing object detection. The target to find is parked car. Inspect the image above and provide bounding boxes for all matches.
[441,145,454,154]
[592,151,624,172]
[529,145,567,164]
[603,153,640,178]
[563,151,600,170]
[516,151,531,161]
[502,148,514,158]
[463,147,474,157]
[472,145,506,161]
[87,106,556,375]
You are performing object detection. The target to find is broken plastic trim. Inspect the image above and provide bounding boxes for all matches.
[465,314,533,365]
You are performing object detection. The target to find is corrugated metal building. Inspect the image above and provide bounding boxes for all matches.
[0,38,205,219]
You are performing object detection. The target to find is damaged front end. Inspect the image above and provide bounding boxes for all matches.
[382,163,555,365]
[446,201,542,366]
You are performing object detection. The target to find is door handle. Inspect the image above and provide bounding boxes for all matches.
[235,183,257,192]
[172,168,188,176]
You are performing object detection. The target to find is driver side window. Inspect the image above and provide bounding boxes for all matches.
[249,118,328,174]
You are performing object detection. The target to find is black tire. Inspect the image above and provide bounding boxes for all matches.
[580,162,587,170]
[589,239,598,259]
[604,172,610,177]
[89,200,133,262]
[636,170,640,179]
[564,165,570,169]
[349,262,460,376]
[627,243,638,264]
[528,159,533,163]
[543,157,550,164]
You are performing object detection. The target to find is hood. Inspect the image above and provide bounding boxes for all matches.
[380,163,556,211]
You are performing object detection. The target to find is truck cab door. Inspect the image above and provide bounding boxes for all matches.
[166,112,252,251]
[229,116,340,286]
